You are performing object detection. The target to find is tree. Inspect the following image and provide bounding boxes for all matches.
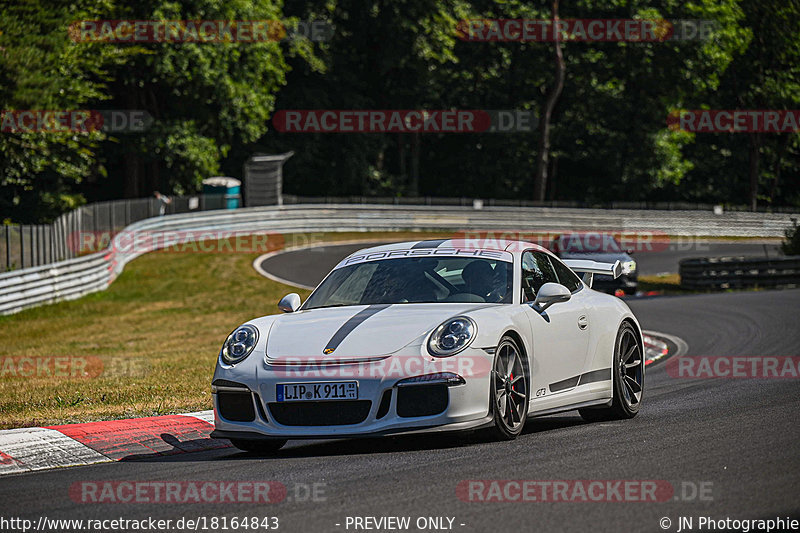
[0,0,134,222]
[252,0,473,197]
[101,0,313,198]
[533,0,565,202]
[713,0,800,210]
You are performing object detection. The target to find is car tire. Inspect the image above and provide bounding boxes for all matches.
[230,439,287,455]
[579,321,644,422]
[485,335,529,440]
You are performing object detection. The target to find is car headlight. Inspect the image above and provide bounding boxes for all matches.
[427,317,476,357]
[622,260,637,274]
[220,325,259,365]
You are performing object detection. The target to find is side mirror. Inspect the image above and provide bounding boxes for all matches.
[531,282,571,312]
[626,249,635,255]
[278,293,301,313]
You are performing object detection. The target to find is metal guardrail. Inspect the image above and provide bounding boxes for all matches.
[1,204,797,315]
[680,256,800,290]
[0,251,112,315]
[1,195,236,272]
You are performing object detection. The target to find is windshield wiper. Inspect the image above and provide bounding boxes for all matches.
[305,303,358,310]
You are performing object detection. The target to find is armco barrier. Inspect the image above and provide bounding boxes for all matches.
[680,256,800,290]
[0,204,795,315]
[0,251,113,315]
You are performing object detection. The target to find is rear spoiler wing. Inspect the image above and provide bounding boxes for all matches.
[563,259,622,288]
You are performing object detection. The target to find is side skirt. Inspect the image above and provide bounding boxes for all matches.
[528,398,612,418]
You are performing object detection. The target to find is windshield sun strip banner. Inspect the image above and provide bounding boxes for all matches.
[334,248,514,269]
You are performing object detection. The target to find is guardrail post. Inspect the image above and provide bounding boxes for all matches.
[36,225,41,266]
[56,215,63,262]
[69,211,75,260]
[29,225,34,267]
[19,226,24,269]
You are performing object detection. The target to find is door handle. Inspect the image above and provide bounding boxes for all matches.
[578,315,588,330]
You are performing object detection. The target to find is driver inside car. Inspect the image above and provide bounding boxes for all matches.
[462,260,496,301]
[368,261,438,303]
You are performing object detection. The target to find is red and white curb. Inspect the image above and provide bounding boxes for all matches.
[644,335,669,365]
[0,410,221,476]
[643,330,688,366]
[0,331,684,477]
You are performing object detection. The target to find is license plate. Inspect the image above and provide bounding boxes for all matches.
[276,381,358,402]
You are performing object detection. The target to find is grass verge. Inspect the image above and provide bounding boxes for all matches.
[637,273,692,294]
[0,231,448,429]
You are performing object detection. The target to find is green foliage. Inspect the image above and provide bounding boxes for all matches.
[0,0,135,221]
[1,0,798,223]
[678,0,800,207]
[1,0,318,221]
[100,0,316,198]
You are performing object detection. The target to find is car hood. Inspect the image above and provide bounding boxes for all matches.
[265,303,491,363]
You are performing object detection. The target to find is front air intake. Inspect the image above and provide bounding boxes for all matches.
[268,401,372,426]
[396,384,448,418]
[217,391,256,422]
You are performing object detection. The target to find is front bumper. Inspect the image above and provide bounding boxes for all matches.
[211,346,494,439]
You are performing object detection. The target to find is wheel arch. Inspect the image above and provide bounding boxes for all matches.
[620,315,644,348]
[500,328,531,383]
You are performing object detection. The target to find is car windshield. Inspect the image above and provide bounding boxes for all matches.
[304,257,514,309]
[555,233,622,254]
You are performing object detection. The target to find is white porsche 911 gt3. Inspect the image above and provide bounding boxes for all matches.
[210,239,645,453]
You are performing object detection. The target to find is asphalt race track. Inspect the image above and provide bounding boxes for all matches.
[1,246,798,533]
[257,241,784,289]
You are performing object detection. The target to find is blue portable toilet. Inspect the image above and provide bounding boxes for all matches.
[202,177,241,209]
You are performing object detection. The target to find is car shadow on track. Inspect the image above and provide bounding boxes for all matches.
[229,415,588,459]
[119,415,588,462]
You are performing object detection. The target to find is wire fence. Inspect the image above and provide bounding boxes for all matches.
[3,194,798,272]
[282,195,800,213]
[1,195,227,271]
